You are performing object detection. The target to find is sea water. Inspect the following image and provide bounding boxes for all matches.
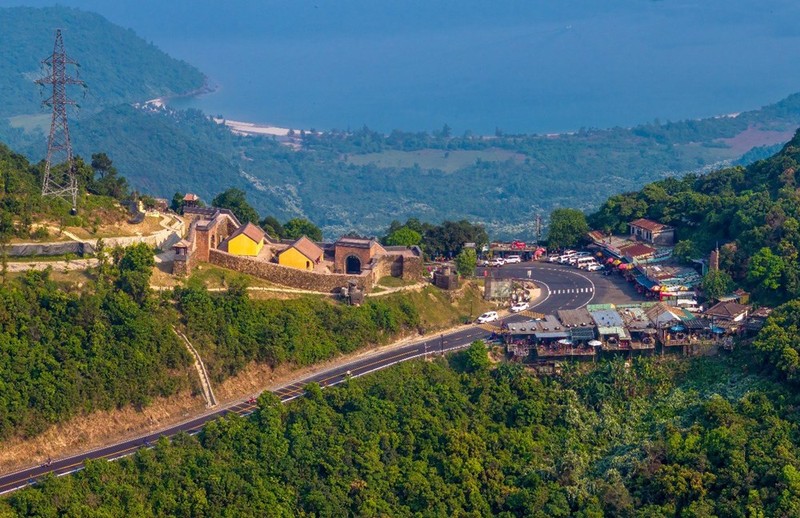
[6,0,800,134]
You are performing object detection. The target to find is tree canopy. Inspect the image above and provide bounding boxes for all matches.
[282,218,323,241]
[547,208,589,249]
[211,188,260,225]
[7,350,800,517]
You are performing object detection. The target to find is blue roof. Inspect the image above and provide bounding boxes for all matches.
[635,274,657,290]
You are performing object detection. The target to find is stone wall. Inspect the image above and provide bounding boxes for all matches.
[209,249,375,292]
[334,244,373,274]
[401,255,424,281]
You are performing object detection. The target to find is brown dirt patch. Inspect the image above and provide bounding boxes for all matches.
[719,126,795,155]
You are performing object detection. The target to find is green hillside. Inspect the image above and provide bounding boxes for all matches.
[0,6,205,120]
[590,128,800,305]
[7,350,800,517]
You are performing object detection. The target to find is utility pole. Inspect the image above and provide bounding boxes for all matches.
[36,29,85,215]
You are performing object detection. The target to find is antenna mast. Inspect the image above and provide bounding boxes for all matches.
[35,29,84,214]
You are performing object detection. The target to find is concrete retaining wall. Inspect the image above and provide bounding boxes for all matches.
[8,228,183,258]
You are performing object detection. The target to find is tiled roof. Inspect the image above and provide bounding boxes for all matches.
[619,243,656,258]
[183,193,199,201]
[705,301,749,319]
[285,235,323,262]
[229,222,266,244]
[335,237,377,249]
[629,218,671,232]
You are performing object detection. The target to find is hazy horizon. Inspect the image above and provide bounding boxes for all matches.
[3,0,800,134]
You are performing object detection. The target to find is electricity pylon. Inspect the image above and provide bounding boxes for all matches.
[35,29,85,214]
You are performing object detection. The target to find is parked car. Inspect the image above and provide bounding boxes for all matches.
[476,311,499,324]
[489,257,505,267]
[575,256,597,268]
[559,253,578,264]
[509,302,529,313]
[505,255,522,264]
[586,263,604,271]
[477,258,490,267]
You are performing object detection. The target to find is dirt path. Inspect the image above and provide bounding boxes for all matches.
[173,327,217,407]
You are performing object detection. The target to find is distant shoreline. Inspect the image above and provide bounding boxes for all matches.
[144,76,218,109]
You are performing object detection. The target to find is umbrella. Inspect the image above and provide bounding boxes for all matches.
[612,259,621,266]
[558,339,573,346]
[606,258,615,264]
[588,339,602,346]
[670,324,685,332]
[595,252,604,257]
[711,326,725,334]
[618,263,629,270]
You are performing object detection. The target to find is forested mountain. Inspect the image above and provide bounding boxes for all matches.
[7,349,800,517]
[0,6,204,119]
[5,7,800,239]
[14,93,799,241]
[590,128,800,306]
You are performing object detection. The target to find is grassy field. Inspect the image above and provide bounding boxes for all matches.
[377,275,419,288]
[345,148,525,173]
[391,281,495,330]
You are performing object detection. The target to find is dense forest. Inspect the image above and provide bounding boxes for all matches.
[589,128,800,306]
[0,248,191,440]
[175,282,420,381]
[6,346,800,517]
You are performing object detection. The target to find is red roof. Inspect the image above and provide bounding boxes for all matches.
[228,222,266,244]
[183,193,199,202]
[619,243,656,258]
[284,235,323,262]
[629,218,671,232]
[705,301,749,319]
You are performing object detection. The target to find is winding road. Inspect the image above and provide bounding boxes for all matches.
[0,261,639,494]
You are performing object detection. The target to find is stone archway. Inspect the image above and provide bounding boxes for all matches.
[345,255,362,274]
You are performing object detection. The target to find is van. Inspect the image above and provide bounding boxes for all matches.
[505,255,522,264]
[575,256,597,268]
[566,252,591,265]
[558,252,578,264]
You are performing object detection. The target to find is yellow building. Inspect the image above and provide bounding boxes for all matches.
[278,235,323,270]
[220,222,266,257]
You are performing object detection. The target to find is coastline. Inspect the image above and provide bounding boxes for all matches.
[144,76,218,110]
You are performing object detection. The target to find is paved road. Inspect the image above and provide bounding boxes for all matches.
[478,260,643,312]
[0,261,642,494]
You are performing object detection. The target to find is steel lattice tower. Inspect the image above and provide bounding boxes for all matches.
[35,29,84,214]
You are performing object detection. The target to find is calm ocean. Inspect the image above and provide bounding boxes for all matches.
[6,0,800,134]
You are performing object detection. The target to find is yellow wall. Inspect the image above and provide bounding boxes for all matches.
[228,234,264,257]
[279,247,314,270]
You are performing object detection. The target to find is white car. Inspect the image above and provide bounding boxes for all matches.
[476,311,499,324]
[586,263,604,271]
[567,252,592,265]
[505,255,522,264]
[489,257,505,267]
[509,302,529,313]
